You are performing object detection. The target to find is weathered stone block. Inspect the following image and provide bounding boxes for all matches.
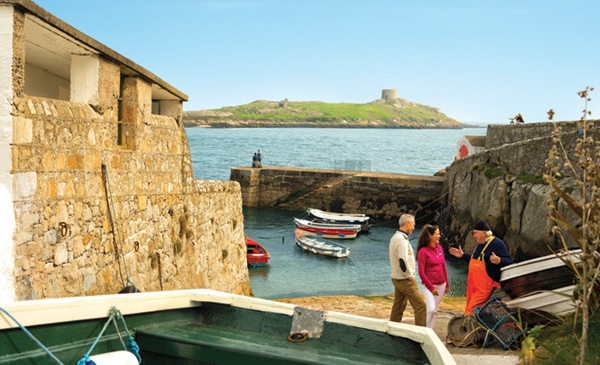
[54,242,68,265]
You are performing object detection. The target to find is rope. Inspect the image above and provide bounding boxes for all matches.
[102,164,138,291]
[0,307,64,364]
[77,307,141,365]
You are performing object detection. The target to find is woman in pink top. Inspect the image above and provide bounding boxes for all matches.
[417,224,450,329]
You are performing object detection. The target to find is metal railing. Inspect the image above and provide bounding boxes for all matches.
[334,159,371,172]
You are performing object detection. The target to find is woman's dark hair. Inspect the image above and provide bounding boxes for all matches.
[416,224,440,252]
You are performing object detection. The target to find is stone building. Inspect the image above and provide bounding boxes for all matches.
[0,0,250,301]
[456,135,486,158]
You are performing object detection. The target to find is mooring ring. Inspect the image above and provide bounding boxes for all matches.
[59,222,69,237]
[287,332,308,343]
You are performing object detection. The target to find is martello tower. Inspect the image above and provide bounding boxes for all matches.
[381,89,398,100]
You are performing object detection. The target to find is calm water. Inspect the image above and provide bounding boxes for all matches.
[186,127,486,180]
[187,127,486,299]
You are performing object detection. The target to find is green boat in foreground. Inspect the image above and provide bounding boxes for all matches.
[0,289,455,364]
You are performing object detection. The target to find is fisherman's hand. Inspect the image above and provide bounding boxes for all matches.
[490,252,501,265]
[449,246,463,258]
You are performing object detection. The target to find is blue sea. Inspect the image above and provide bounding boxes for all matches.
[187,127,487,299]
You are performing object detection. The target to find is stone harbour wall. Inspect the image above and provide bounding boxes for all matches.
[438,121,600,261]
[484,120,593,149]
[10,94,251,300]
[231,166,445,222]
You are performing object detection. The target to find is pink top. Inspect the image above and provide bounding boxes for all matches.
[417,244,449,292]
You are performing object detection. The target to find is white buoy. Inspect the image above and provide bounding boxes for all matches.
[88,350,138,365]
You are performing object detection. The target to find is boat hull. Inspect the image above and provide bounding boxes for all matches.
[294,218,362,233]
[294,226,358,239]
[246,237,270,266]
[500,250,582,315]
[307,208,370,225]
[504,285,577,316]
[0,290,455,365]
[294,230,351,257]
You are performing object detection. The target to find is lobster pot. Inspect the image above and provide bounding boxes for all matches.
[474,297,524,350]
[88,350,139,365]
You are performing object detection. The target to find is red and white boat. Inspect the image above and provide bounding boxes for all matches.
[295,228,357,240]
[245,237,270,267]
[294,219,358,239]
[294,218,361,232]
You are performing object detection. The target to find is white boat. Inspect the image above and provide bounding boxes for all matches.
[500,249,582,315]
[294,230,351,257]
[0,289,455,365]
[294,218,362,232]
[307,208,370,225]
[500,249,581,299]
[504,285,577,316]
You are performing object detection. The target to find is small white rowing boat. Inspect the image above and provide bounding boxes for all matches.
[294,230,351,258]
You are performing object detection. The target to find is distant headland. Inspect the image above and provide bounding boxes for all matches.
[182,89,468,129]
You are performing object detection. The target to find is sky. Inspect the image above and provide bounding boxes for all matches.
[33,0,599,124]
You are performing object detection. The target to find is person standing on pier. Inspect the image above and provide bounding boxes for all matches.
[389,214,426,326]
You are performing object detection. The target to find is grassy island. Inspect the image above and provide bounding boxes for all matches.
[183,98,468,128]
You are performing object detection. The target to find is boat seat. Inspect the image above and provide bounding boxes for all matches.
[135,322,415,365]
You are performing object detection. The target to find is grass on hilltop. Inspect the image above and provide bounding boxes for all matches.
[183,99,463,127]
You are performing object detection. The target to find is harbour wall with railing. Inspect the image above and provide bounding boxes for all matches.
[230,166,445,223]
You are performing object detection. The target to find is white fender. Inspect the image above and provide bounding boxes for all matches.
[88,350,138,365]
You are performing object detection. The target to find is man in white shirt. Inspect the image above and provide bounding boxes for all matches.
[389,214,426,326]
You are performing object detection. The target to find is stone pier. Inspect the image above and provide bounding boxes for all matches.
[230,166,445,222]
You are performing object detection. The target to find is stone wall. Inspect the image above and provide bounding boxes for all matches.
[485,120,592,149]
[438,120,600,261]
[231,166,445,222]
[468,121,600,176]
[10,94,250,300]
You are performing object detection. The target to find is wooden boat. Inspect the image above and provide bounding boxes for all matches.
[0,289,455,365]
[294,219,358,239]
[246,237,270,267]
[499,249,582,315]
[294,230,351,257]
[307,208,370,225]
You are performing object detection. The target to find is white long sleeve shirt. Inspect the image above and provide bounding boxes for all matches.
[389,230,416,280]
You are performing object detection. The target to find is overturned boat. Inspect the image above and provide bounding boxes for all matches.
[499,249,583,315]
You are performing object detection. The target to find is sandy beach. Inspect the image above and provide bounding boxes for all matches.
[273,294,521,364]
